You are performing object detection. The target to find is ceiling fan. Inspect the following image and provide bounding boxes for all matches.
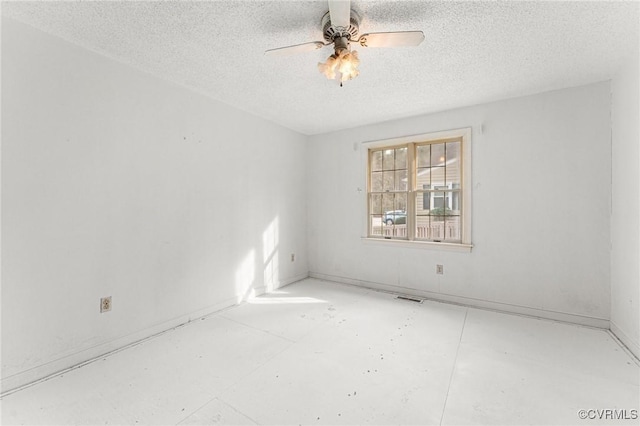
[265,0,425,86]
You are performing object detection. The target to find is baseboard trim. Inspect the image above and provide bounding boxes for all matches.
[309,272,610,329]
[275,272,310,290]
[610,320,640,361]
[1,295,242,396]
[1,273,311,396]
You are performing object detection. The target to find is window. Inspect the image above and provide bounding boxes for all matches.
[366,128,472,248]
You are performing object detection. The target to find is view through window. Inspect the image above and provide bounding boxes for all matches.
[367,130,470,245]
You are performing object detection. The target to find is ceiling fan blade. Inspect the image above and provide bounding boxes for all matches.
[328,0,351,28]
[357,31,425,48]
[265,41,325,57]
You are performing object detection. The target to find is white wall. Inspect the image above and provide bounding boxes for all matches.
[308,83,612,326]
[611,53,640,358]
[1,18,308,392]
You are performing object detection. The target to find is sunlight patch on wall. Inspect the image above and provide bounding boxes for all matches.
[263,217,279,292]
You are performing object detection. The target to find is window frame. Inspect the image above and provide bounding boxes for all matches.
[362,128,472,251]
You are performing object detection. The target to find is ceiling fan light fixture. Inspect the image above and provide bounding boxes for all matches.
[318,48,360,83]
[318,54,339,80]
[318,36,360,84]
[338,49,359,82]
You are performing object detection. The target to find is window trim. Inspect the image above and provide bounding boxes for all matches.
[362,127,472,251]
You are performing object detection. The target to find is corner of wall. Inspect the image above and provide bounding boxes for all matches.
[609,52,640,358]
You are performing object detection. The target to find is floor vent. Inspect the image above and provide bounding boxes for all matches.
[396,295,423,303]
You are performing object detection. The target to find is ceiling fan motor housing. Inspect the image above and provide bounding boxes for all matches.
[321,10,360,43]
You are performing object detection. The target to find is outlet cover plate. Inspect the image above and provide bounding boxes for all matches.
[100,296,112,313]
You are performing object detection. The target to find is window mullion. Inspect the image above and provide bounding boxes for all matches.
[407,142,416,241]
[367,150,372,237]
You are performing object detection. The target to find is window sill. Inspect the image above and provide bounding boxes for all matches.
[361,237,473,252]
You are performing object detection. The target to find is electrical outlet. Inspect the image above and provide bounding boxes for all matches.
[436,265,444,275]
[100,296,112,313]
[291,253,295,262]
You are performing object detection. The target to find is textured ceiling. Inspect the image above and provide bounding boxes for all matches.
[3,1,639,135]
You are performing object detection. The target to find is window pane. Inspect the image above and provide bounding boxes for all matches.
[380,195,407,226]
[417,145,430,168]
[431,143,445,167]
[371,150,382,172]
[451,188,460,212]
[371,171,383,192]
[431,167,445,188]
[395,147,407,170]
[382,192,394,213]
[431,222,444,240]
[429,192,447,216]
[382,171,394,191]
[383,149,394,171]
[415,198,434,240]
[445,141,461,186]
[415,214,430,239]
[370,215,383,236]
[377,193,407,238]
[444,215,461,241]
[416,192,429,215]
[395,192,407,212]
[395,170,407,191]
[370,193,382,215]
[416,168,430,188]
[429,191,458,216]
